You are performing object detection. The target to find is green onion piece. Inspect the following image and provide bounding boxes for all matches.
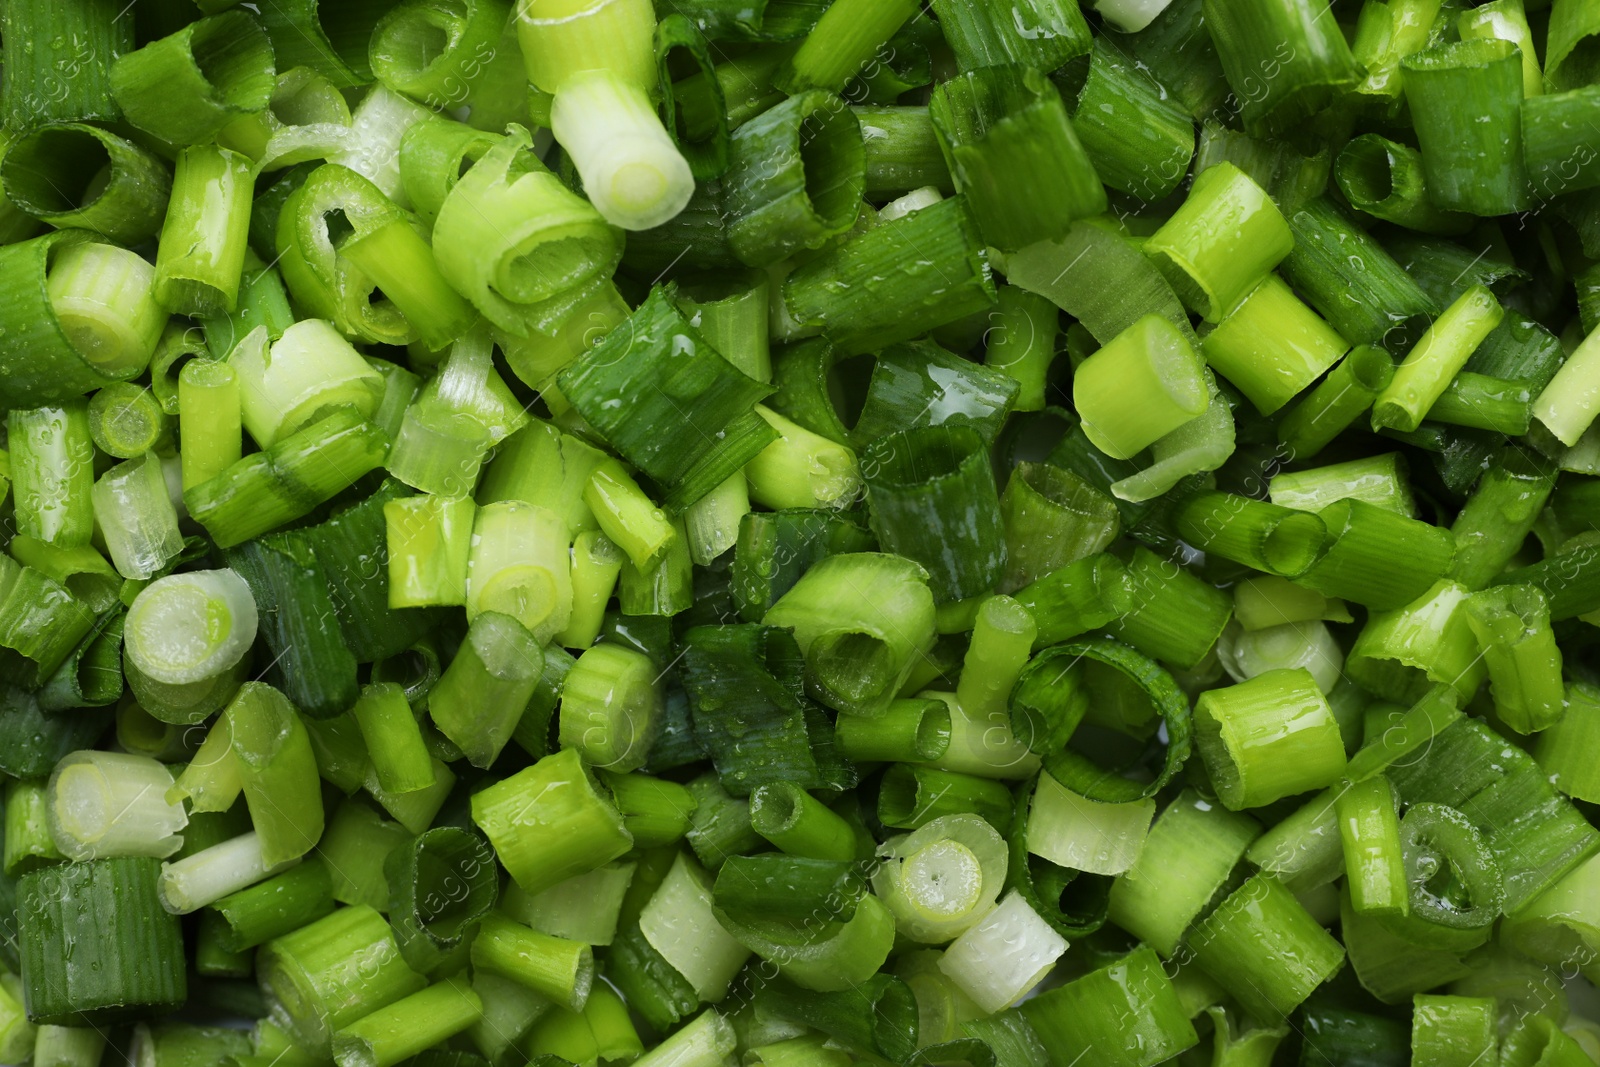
[559,287,773,513]
[339,217,478,352]
[930,64,1104,252]
[718,883,896,990]
[1501,848,1600,985]
[349,683,432,796]
[878,764,1013,833]
[1281,198,1439,350]
[1350,0,1447,106]
[983,288,1059,416]
[639,851,751,1000]
[9,401,95,548]
[617,514,693,616]
[1202,0,1359,138]
[209,858,335,954]
[1276,345,1393,459]
[1219,618,1343,694]
[1102,546,1228,669]
[1053,37,1194,202]
[151,144,253,318]
[997,464,1118,594]
[1451,445,1556,589]
[318,801,408,910]
[369,0,511,109]
[515,0,655,94]
[722,90,862,267]
[774,0,916,92]
[680,772,757,870]
[1390,802,1503,952]
[1144,162,1293,323]
[558,642,660,774]
[1118,1,1223,117]
[1195,667,1347,810]
[8,538,120,618]
[91,453,184,581]
[380,825,492,966]
[471,912,593,1012]
[550,70,694,231]
[167,716,241,812]
[1534,322,1600,447]
[504,859,636,945]
[1108,788,1259,956]
[33,1024,105,1067]
[655,15,730,179]
[1174,490,1329,578]
[730,508,872,621]
[46,750,186,861]
[1021,945,1198,1067]
[331,975,482,1067]
[1073,314,1209,462]
[1524,86,1600,202]
[4,778,62,876]
[785,196,997,355]
[584,459,679,571]
[0,557,100,689]
[465,501,570,641]
[18,856,185,1026]
[223,532,358,718]
[472,748,633,896]
[480,420,608,536]
[87,381,171,461]
[1336,774,1408,917]
[856,106,953,199]
[1463,584,1565,735]
[1548,0,1600,89]
[0,0,130,125]
[1270,452,1416,516]
[1192,120,1331,217]
[1025,772,1152,877]
[763,552,936,717]
[1401,39,1530,216]
[861,425,1005,602]
[930,0,1088,71]
[428,609,542,765]
[1395,371,1527,432]
[681,624,846,795]
[1294,497,1455,611]
[1346,579,1487,704]
[158,832,290,915]
[383,494,474,608]
[4,124,171,244]
[554,531,621,648]
[1341,887,1471,1004]
[1188,873,1345,1022]
[1203,274,1351,416]
[390,332,526,496]
[712,853,862,927]
[48,242,167,378]
[365,756,455,835]
[398,116,496,230]
[1374,287,1506,433]
[1333,134,1474,236]
[258,903,427,1053]
[1536,683,1600,802]
[937,891,1067,1014]
[748,782,856,862]
[228,683,324,867]
[230,321,382,449]
[851,339,1020,450]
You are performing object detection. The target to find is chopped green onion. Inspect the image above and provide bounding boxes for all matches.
[47,750,186,861]
[1073,314,1210,461]
[937,891,1067,1015]
[1194,667,1347,810]
[1401,40,1529,216]
[1019,945,1197,1067]
[1174,491,1329,578]
[1202,0,1360,139]
[4,125,171,245]
[1187,873,1345,1022]
[1336,775,1408,918]
[1333,134,1474,236]
[1025,773,1152,877]
[332,975,483,1067]
[1201,275,1350,416]
[91,452,184,581]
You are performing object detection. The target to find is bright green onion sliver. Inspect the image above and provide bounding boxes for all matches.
[1187,873,1345,1022]
[515,0,657,95]
[2,124,172,245]
[1073,313,1210,461]
[9,401,96,548]
[1020,945,1197,1067]
[1334,134,1475,236]
[1143,161,1293,323]
[1412,994,1499,1067]
[1346,579,1487,704]
[1201,275,1350,416]
[1371,285,1505,433]
[1533,322,1600,447]
[340,216,478,351]
[1463,584,1565,735]
[1294,497,1456,612]
[89,381,170,461]
[153,144,254,317]
[47,242,168,379]
[228,683,325,868]
[1175,490,1329,578]
[1052,37,1194,202]
[384,494,474,608]
[91,452,183,581]
[1201,0,1360,140]
[1401,39,1530,216]
[331,976,483,1067]
[1536,683,1600,803]
[1336,775,1408,918]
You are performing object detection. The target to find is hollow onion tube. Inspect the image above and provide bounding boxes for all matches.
[718,886,897,992]
[388,331,527,496]
[722,90,863,267]
[153,144,253,317]
[1336,774,1408,918]
[2,124,171,245]
[1020,945,1198,1067]
[158,833,292,915]
[47,750,187,862]
[229,321,383,449]
[46,243,167,378]
[430,611,543,769]
[9,401,95,548]
[1535,683,1600,803]
[1463,584,1565,735]
[1410,995,1498,1067]
[110,11,274,144]
[1144,162,1293,322]
[872,815,1008,944]
[861,426,1006,603]
[1346,579,1486,704]
[227,683,324,867]
[1053,37,1194,202]
[85,382,173,463]
[997,463,1118,593]
[1194,668,1348,810]
[465,501,571,642]
[639,852,750,1001]
[383,494,474,608]
[929,64,1105,253]
[1025,773,1153,877]
[558,643,661,774]
[1106,789,1260,956]
[1269,452,1416,517]
[1201,0,1360,139]
[1533,323,1600,447]
[1350,0,1445,106]
[1401,39,1529,216]
[550,70,694,231]
[763,552,937,717]
[91,453,184,581]
[1294,497,1456,611]
[472,748,633,896]
[1278,345,1397,461]
[123,569,257,687]
[177,360,241,491]
[471,913,593,1013]
[1187,873,1345,1021]
[1201,275,1350,415]
[1174,490,1329,578]
[1072,313,1210,460]
[936,891,1066,1015]
[1333,134,1474,236]
[331,976,483,1067]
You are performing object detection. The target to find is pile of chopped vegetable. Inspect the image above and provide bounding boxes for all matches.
[3,0,1600,1064]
